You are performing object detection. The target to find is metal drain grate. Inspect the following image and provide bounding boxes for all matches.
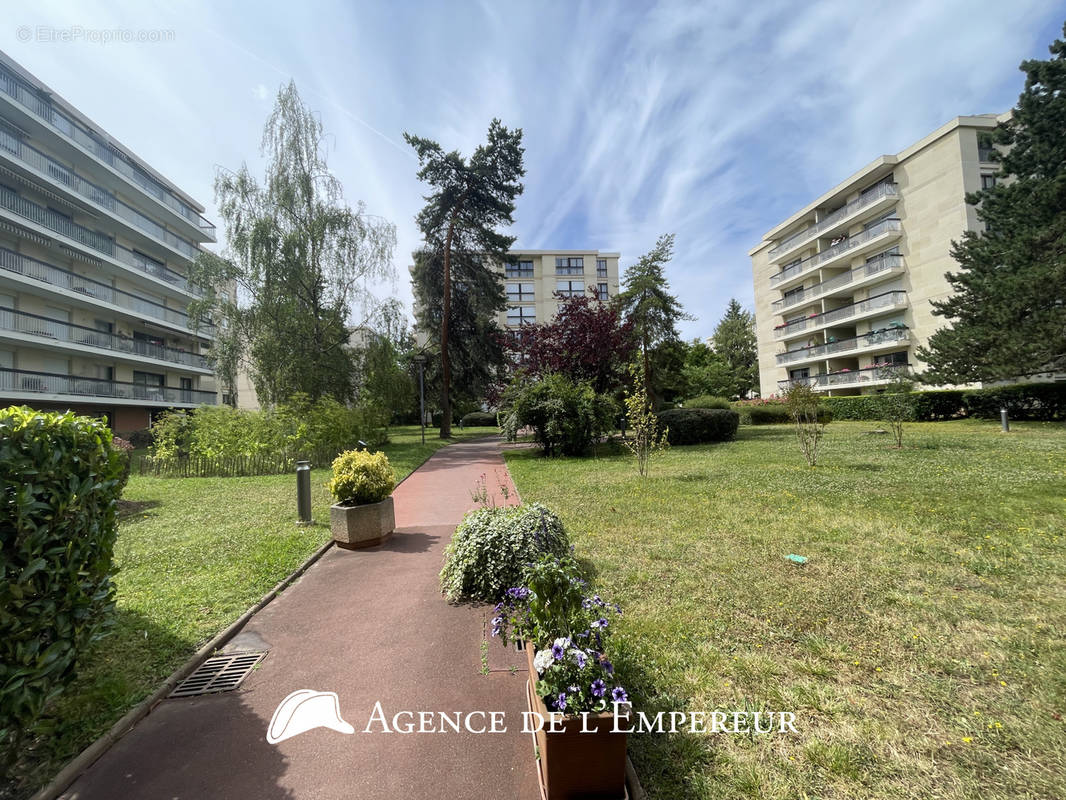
[170,652,267,698]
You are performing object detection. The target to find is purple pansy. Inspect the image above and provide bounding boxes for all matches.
[591,679,606,697]
[611,687,628,703]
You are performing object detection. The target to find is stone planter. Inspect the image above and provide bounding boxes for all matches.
[524,643,629,799]
[329,496,395,549]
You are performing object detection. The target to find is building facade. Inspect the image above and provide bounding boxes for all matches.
[499,250,620,333]
[0,51,218,432]
[749,114,1008,397]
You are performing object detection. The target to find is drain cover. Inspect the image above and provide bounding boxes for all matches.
[170,652,267,698]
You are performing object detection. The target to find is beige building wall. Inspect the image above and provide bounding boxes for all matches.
[499,250,620,333]
[750,115,1009,397]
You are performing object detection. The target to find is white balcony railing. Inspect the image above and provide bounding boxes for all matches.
[774,290,907,340]
[779,364,910,391]
[768,182,898,260]
[0,367,217,405]
[777,325,909,366]
[769,218,902,288]
[772,252,903,313]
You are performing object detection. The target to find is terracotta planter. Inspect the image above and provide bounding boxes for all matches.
[524,643,628,800]
[329,496,395,549]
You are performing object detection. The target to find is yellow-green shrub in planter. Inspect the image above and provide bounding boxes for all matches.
[327,450,396,549]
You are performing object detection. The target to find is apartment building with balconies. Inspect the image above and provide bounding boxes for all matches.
[749,114,1009,396]
[0,51,218,432]
[500,250,620,333]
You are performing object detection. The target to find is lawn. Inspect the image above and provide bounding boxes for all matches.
[15,425,497,798]
[505,420,1066,800]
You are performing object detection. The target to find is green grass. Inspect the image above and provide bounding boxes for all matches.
[505,420,1066,800]
[15,424,497,798]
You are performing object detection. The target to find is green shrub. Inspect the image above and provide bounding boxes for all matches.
[819,396,883,421]
[0,407,127,763]
[911,390,966,421]
[327,450,396,505]
[461,411,499,428]
[655,408,739,445]
[962,382,1066,420]
[684,395,732,410]
[501,374,617,456]
[440,503,570,602]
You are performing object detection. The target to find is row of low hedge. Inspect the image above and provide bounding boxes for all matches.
[460,411,499,428]
[733,403,832,425]
[818,382,1066,422]
[655,408,740,445]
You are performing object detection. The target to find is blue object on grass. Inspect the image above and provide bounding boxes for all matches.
[786,554,808,565]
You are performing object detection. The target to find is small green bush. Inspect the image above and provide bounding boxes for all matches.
[327,450,396,505]
[1,407,127,763]
[461,411,499,428]
[440,503,570,602]
[655,408,739,445]
[737,402,831,425]
[502,374,617,456]
[819,396,883,421]
[684,395,732,410]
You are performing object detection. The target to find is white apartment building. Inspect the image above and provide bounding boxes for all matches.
[500,250,620,333]
[749,114,1009,397]
[0,51,218,432]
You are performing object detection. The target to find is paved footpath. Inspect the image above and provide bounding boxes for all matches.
[62,436,538,800]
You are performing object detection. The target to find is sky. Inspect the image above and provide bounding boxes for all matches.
[1,1,1063,339]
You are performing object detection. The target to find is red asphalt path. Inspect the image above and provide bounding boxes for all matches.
[62,436,538,800]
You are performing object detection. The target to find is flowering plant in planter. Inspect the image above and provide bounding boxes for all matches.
[529,636,627,713]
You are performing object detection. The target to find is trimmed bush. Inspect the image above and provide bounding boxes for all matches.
[655,408,739,445]
[327,450,396,506]
[502,374,617,456]
[963,382,1066,421]
[1,407,127,762]
[912,390,966,421]
[819,396,883,421]
[735,402,832,425]
[684,395,732,410]
[440,503,570,602]
[461,411,499,428]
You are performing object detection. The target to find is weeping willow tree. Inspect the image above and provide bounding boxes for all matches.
[191,81,396,406]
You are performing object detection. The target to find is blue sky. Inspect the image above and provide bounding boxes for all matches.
[2,1,1063,338]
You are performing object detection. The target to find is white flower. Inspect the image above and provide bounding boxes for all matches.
[553,636,571,649]
[533,649,554,675]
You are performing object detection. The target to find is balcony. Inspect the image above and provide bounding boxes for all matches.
[0,367,217,406]
[0,306,210,369]
[0,185,203,296]
[776,325,910,366]
[0,124,202,260]
[555,266,584,276]
[778,364,910,392]
[769,218,902,289]
[772,252,904,313]
[768,182,899,262]
[0,247,214,336]
[773,290,907,340]
[0,62,216,240]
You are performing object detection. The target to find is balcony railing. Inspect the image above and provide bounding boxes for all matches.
[0,62,216,238]
[0,367,217,405]
[555,266,584,275]
[778,364,910,391]
[774,290,907,339]
[0,185,203,296]
[769,219,902,287]
[0,306,209,369]
[768,182,898,260]
[0,248,214,335]
[0,124,201,259]
[772,252,904,313]
[776,325,909,366]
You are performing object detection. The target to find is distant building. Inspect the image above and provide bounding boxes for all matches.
[0,51,218,432]
[749,114,1014,397]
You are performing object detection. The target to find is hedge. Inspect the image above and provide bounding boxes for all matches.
[816,383,1065,422]
[683,395,732,410]
[461,411,499,428]
[0,407,127,762]
[656,408,739,445]
[735,403,832,425]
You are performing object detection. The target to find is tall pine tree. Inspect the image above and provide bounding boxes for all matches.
[919,25,1066,382]
[405,120,525,437]
[711,299,758,399]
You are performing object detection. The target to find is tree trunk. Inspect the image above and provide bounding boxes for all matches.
[440,215,456,439]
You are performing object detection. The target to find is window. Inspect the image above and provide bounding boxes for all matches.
[596,258,608,278]
[596,282,609,300]
[860,174,894,196]
[555,256,583,275]
[555,279,584,298]
[506,282,535,302]
[981,174,997,190]
[789,368,810,380]
[864,211,898,231]
[876,351,908,367]
[978,134,996,162]
[133,370,164,386]
[783,285,804,301]
[867,246,900,263]
[506,306,535,325]
[505,260,533,278]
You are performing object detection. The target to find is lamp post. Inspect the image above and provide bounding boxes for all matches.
[414,354,427,445]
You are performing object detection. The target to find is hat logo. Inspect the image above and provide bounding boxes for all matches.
[267,690,355,744]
